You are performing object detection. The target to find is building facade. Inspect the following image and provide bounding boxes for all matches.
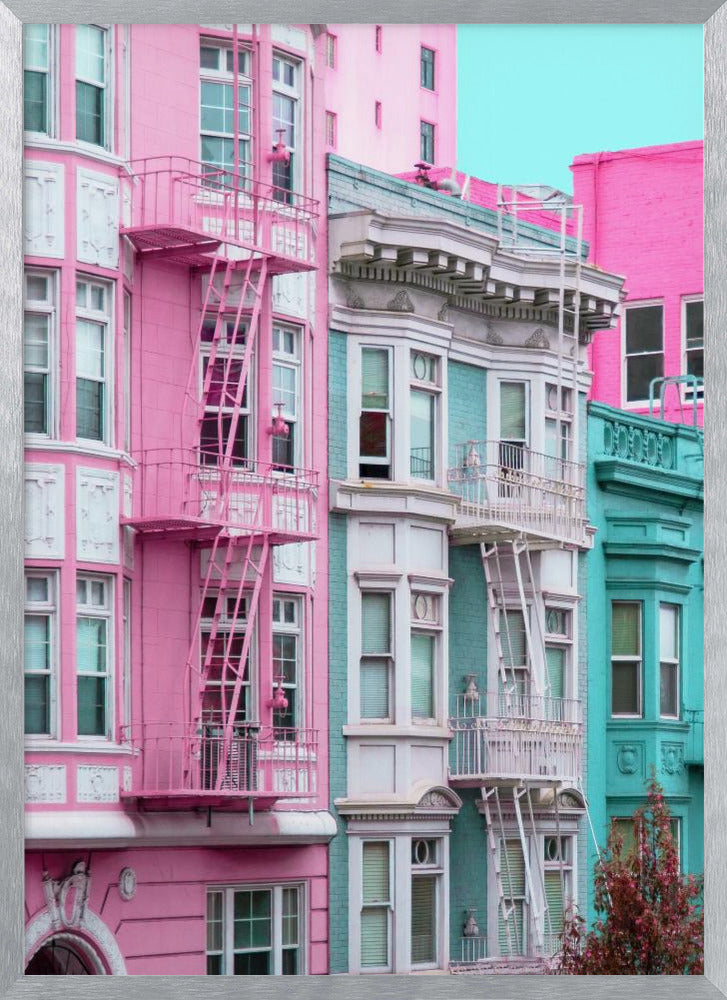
[23,23,334,975]
[585,402,704,924]
[571,142,704,426]
[327,154,624,973]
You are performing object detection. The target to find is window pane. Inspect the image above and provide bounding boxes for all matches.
[660,662,679,717]
[360,659,389,719]
[27,577,49,602]
[361,908,388,967]
[626,352,663,402]
[24,373,47,433]
[361,594,390,653]
[76,378,103,440]
[25,674,50,734]
[24,70,47,132]
[500,839,525,896]
[25,615,50,671]
[544,871,564,947]
[361,349,388,409]
[612,661,639,715]
[76,25,105,84]
[282,887,299,946]
[201,81,233,133]
[625,305,663,354]
[200,45,219,70]
[362,842,389,902]
[612,817,638,856]
[500,383,526,440]
[233,952,270,974]
[612,603,640,656]
[686,300,704,348]
[501,610,526,668]
[411,633,434,719]
[359,411,388,460]
[411,875,436,964]
[24,24,49,68]
[546,646,565,701]
[272,363,297,417]
[76,320,104,378]
[76,81,104,145]
[410,390,434,479]
[77,675,106,735]
[77,617,107,672]
[660,604,678,660]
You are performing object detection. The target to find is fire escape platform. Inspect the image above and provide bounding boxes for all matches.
[121,790,288,812]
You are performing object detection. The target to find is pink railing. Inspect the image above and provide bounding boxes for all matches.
[123,723,318,800]
[127,447,318,537]
[449,692,582,784]
[123,156,318,266]
[448,440,586,546]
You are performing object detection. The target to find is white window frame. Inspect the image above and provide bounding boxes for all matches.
[659,602,680,720]
[24,571,58,739]
[410,837,443,970]
[682,294,704,400]
[542,834,574,955]
[206,883,306,976]
[544,605,573,711]
[24,268,57,440]
[360,840,393,973]
[76,574,114,740]
[199,37,253,184]
[272,594,303,731]
[76,276,113,446]
[359,345,392,480]
[622,300,664,408]
[611,600,643,719]
[199,316,252,466]
[544,382,573,463]
[410,591,442,725]
[359,589,394,724]
[200,590,254,726]
[24,23,56,137]
[325,110,337,149]
[75,24,112,151]
[272,51,302,195]
[272,324,302,471]
[409,350,440,483]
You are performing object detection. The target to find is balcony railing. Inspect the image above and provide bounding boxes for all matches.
[122,723,318,807]
[447,440,586,546]
[124,448,318,540]
[449,692,583,785]
[122,156,318,271]
[684,708,704,766]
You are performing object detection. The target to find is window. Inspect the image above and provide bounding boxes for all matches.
[544,382,573,466]
[545,606,571,719]
[375,25,383,52]
[325,32,337,68]
[543,836,573,956]
[25,573,56,736]
[200,41,252,186]
[272,595,301,732]
[420,121,435,164]
[200,592,251,728]
[122,579,131,731]
[272,325,301,470]
[410,352,438,480]
[660,603,680,719]
[200,316,249,465]
[123,290,131,452]
[684,298,704,396]
[498,609,529,708]
[411,838,442,968]
[24,270,55,436]
[75,25,109,147]
[499,839,526,955]
[76,277,111,443]
[611,602,642,717]
[24,24,51,133]
[361,842,391,970]
[411,592,440,722]
[360,592,392,721]
[207,885,302,975]
[359,347,391,479]
[76,576,112,738]
[272,54,300,199]
[325,111,337,148]
[374,101,382,130]
[624,304,663,404]
[612,816,680,867]
[420,46,435,90]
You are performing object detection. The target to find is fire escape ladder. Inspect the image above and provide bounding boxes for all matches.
[513,785,543,952]
[481,543,515,713]
[481,786,518,957]
[511,537,546,699]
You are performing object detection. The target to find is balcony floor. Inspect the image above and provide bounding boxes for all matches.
[121,790,283,812]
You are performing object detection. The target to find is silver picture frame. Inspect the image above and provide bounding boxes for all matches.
[0,3,721,997]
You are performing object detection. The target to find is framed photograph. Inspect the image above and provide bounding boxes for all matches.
[0,4,722,998]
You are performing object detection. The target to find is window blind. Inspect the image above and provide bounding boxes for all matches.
[611,603,640,657]
[363,842,389,902]
[498,899,525,956]
[546,646,565,701]
[360,909,388,967]
[660,604,678,660]
[361,593,390,654]
[500,383,526,441]
[411,633,434,719]
[501,610,527,668]
[360,659,389,719]
[361,842,390,967]
[361,348,388,410]
[24,615,49,671]
[544,871,564,952]
[500,839,525,897]
[411,875,436,964]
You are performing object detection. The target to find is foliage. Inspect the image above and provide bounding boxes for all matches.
[555,774,703,975]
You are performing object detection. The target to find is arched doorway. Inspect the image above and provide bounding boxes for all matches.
[25,934,102,975]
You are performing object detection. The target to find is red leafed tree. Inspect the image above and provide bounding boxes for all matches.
[556,775,703,975]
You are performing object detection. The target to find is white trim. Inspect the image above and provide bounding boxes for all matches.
[24,439,136,466]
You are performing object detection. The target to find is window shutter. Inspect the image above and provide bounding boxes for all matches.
[612,603,640,656]
[361,594,390,654]
[544,871,564,952]
[500,383,526,441]
[546,646,565,701]
[360,659,389,719]
[501,610,526,668]
[411,875,436,964]
[361,348,388,410]
[411,633,434,719]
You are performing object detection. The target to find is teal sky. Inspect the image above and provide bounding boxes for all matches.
[457,25,703,192]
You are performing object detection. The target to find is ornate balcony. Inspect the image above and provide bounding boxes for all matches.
[448,692,583,786]
[123,448,318,542]
[122,156,318,273]
[121,723,318,811]
[447,440,587,547]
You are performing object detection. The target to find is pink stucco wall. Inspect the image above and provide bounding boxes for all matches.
[325,24,457,174]
[571,141,704,425]
[25,23,330,975]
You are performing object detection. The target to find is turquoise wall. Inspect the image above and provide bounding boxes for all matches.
[585,402,704,925]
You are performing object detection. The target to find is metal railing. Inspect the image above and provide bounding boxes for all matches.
[123,156,318,266]
[452,692,583,726]
[126,447,318,537]
[410,446,434,479]
[123,722,318,799]
[684,708,704,765]
[448,440,586,545]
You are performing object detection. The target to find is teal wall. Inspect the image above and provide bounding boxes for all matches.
[585,402,704,925]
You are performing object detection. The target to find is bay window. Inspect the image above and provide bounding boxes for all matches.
[659,603,680,719]
[24,270,55,436]
[207,885,302,975]
[361,841,391,970]
[611,602,642,717]
[76,575,112,737]
[200,40,252,185]
[624,304,663,404]
[360,592,392,721]
[359,347,391,479]
[24,24,51,134]
[272,325,301,470]
[75,25,109,148]
[76,277,111,443]
[25,573,56,737]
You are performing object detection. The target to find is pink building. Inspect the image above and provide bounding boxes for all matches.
[571,141,704,425]
[23,23,333,976]
[323,24,457,173]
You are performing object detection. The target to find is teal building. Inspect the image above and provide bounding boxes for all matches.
[585,403,704,922]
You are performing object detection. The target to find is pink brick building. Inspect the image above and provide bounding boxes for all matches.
[23,23,333,976]
[571,141,704,426]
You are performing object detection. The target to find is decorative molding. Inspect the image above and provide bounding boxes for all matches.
[272,541,311,586]
[524,326,550,349]
[118,868,137,902]
[437,301,450,323]
[602,417,677,470]
[76,468,120,563]
[77,167,120,268]
[616,744,639,775]
[24,160,65,258]
[485,326,504,346]
[345,287,366,309]
[24,463,65,559]
[387,289,414,312]
[661,742,685,776]
[76,765,119,803]
[24,764,66,804]
[42,861,91,931]
[25,904,128,975]
[272,271,307,317]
